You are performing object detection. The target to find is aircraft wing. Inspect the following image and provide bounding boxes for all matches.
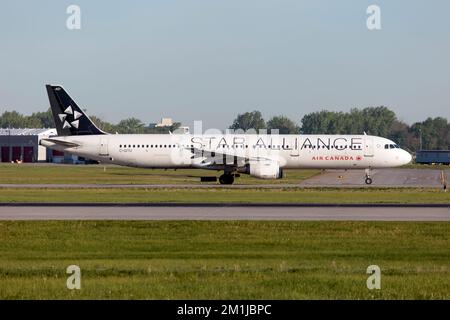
[186,146,274,167]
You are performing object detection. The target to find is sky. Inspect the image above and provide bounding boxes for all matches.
[1,0,449,130]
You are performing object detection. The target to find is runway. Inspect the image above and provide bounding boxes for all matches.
[0,204,449,221]
[299,168,449,187]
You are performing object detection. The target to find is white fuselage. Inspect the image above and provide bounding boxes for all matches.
[41,134,412,173]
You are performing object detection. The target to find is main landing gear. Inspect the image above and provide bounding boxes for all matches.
[364,168,373,185]
[219,173,235,185]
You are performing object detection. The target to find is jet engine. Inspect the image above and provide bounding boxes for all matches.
[243,160,283,179]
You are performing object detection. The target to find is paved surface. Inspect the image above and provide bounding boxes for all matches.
[0,205,448,221]
[299,168,449,187]
[0,169,447,189]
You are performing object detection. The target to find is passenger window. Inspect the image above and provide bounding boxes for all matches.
[119,145,122,148]
[385,144,389,149]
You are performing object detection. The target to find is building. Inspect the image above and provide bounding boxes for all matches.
[149,118,174,128]
[155,118,173,127]
[148,118,189,133]
[0,128,57,163]
[415,150,450,165]
[0,128,97,164]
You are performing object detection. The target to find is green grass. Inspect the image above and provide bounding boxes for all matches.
[402,164,450,170]
[0,221,449,299]
[0,163,448,203]
[0,187,448,204]
[0,164,319,185]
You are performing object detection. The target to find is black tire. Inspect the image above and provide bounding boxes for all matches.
[219,174,234,185]
[365,177,373,185]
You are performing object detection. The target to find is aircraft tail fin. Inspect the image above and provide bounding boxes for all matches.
[46,85,107,136]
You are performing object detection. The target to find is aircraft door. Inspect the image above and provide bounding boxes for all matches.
[364,136,374,157]
[99,137,109,156]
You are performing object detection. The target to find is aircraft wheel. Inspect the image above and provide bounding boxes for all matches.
[219,174,234,185]
[365,177,373,185]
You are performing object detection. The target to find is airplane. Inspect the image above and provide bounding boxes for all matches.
[40,85,412,185]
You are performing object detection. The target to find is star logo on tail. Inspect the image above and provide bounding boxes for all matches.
[58,105,83,129]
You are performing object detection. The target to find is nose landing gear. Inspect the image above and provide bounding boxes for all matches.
[364,168,373,185]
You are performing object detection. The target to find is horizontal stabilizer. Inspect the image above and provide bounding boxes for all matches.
[40,138,80,148]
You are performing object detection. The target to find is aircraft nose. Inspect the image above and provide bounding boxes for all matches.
[401,150,412,165]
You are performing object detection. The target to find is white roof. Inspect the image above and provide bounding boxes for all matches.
[0,128,57,136]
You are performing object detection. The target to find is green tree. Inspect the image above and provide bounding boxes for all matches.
[267,116,299,134]
[29,108,53,128]
[229,111,266,132]
[0,111,27,128]
[89,115,118,133]
[411,117,449,150]
[300,106,397,136]
[116,117,145,134]
[389,120,413,149]
[1,108,54,128]
[360,106,397,137]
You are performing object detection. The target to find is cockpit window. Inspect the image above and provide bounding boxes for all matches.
[385,144,401,149]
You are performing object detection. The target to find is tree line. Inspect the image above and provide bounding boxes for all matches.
[0,109,180,134]
[0,106,448,151]
[228,106,449,151]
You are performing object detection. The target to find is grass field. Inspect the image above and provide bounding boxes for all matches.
[0,187,449,204]
[1,164,448,300]
[0,221,449,299]
[0,163,447,185]
[402,164,450,170]
[0,163,448,204]
[0,164,319,185]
